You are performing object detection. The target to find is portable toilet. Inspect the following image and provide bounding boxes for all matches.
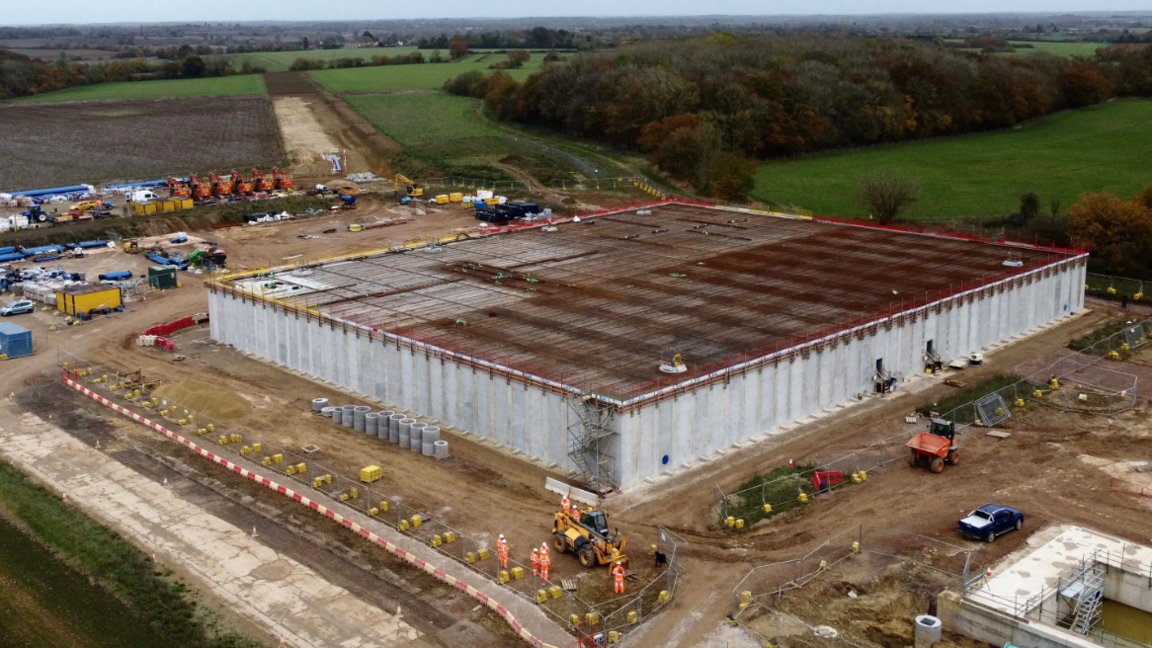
[0,322,33,359]
[148,265,178,290]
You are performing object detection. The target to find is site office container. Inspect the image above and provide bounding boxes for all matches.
[0,322,33,359]
[56,286,122,315]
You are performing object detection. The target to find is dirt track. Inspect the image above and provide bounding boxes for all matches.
[7,211,1152,648]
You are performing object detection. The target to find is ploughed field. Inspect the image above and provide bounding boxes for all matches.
[0,96,283,190]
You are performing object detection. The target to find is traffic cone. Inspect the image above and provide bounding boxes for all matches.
[985,566,992,578]
[788,459,794,468]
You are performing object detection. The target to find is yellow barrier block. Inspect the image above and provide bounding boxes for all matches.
[549,585,563,599]
[443,532,456,543]
[627,610,638,624]
[159,408,168,416]
[379,501,389,512]
[648,544,657,555]
[608,630,620,643]
[762,504,772,514]
[859,471,867,481]
[262,457,272,466]
[295,463,307,474]
[852,541,861,553]
[207,424,215,433]
[798,493,809,504]
[735,519,745,530]
[465,552,476,564]
[218,436,228,445]
[286,465,296,476]
[312,477,323,487]
[410,514,421,527]
[570,614,581,627]
[851,473,861,484]
[511,566,524,580]
[349,488,358,499]
[585,612,599,625]
[241,446,251,455]
[187,415,194,423]
[271,453,283,464]
[252,442,261,453]
[535,589,548,603]
[1033,389,1044,398]
[432,535,442,547]
[399,519,410,531]
[1015,398,1026,406]
[658,590,670,603]
[360,465,382,483]
[339,493,349,501]
[369,507,379,515]
[197,428,206,435]
[133,389,140,398]
[498,570,510,584]
[230,434,242,443]
[478,548,490,560]
[725,516,735,528]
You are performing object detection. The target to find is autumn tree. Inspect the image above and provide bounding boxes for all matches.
[507,50,531,68]
[699,152,757,202]
[1068,191,1152,276]
[857,171,921,224]
[448,35,469,61]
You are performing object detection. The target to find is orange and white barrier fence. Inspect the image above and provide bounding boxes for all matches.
[61,372,559,648]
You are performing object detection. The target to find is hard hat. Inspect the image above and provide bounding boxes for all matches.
[499,534,505,539]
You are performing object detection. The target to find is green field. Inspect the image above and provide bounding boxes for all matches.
[313,53,545,92]
[219,46,419,72]
[14,74,266,103]
[1009,41,1107,57]
[345,91,584,184]
[753,99,1152,220]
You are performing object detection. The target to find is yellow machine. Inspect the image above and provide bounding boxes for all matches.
[552,506,628,569]
[123,239,140,254]
[395,174,424,198]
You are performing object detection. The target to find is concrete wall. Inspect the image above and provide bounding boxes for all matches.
[209,291,574,468]
[209,257,1085,489]
[615,260,1085,486]
[938,591,1102,648]
[1105,564,1152,614]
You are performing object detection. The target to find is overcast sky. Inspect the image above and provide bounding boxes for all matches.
[4,0,1151,26]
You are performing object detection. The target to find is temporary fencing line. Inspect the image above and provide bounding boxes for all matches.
[57,346,671,639]
[61,373,566,648]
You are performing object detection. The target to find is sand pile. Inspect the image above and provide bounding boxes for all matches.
[152,379,253,421]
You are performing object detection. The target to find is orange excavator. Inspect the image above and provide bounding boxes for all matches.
[167,176,191,198]
[251,168,275,192]
[208,172,233,197]
[272,167,295,191]
[188,174,213,200]
[230,170,254,195]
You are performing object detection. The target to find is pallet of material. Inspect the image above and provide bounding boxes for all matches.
[358,219,411,231]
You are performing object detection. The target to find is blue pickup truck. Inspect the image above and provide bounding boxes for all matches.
[958,504,1024,542]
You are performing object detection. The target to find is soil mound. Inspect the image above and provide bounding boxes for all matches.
[152,379,253,421]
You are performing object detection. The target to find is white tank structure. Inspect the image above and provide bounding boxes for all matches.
[208,203,1088,490]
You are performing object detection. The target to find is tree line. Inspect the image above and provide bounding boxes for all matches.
[447,34,1152,201]
[0,49,262,98]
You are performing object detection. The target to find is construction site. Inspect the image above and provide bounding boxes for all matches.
[3,66,1152,648]
[208,202,1086,490]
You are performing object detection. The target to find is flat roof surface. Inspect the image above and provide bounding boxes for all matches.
[241,204,1074,397]
[60,284,119,296]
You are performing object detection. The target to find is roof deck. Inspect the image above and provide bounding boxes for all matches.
[233,204,1075,397]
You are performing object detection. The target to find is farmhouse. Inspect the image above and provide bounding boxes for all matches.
[207,203,1086,490]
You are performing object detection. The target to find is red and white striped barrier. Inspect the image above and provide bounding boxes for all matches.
[61,373,557,648]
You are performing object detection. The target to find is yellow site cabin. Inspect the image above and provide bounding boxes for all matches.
[56,285,122,315]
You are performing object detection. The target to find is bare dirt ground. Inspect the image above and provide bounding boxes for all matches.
[0,97,282,189]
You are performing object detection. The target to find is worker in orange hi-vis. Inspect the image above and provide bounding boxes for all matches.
[530,546,540,577]
[561,496,570,513]
[570,501,580,522]
[539,543,551,580]
[611,561,626,594]
[497,534,509,569]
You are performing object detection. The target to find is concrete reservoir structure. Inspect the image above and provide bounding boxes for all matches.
[207,203,1087,491]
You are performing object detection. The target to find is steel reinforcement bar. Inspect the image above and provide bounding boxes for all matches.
[61,373,562,648]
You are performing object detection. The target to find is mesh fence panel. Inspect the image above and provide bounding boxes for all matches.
[975,393,1012,427]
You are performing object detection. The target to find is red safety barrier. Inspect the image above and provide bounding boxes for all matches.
[813,471,844,491]
[61,373,560,648]
[140,313,209,351]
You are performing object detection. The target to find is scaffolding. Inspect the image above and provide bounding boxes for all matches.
[566,393,618,494]
[1059,552,1106,636]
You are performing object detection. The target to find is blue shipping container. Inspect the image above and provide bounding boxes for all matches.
[0,322,33,359]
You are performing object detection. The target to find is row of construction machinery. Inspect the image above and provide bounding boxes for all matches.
[167,168,294,201]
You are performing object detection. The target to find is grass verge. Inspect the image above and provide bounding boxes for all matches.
[916,373,1023,417]
[753,99,1152,220]
[0,459,261,648]
[722,463,824,527]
